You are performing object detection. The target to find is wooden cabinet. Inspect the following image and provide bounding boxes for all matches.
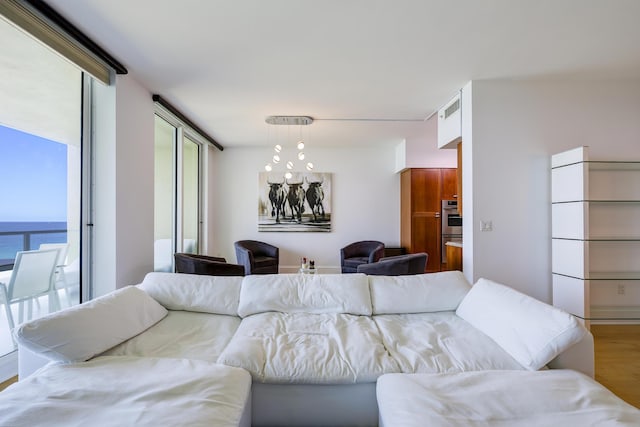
[445,243,462,271]
[457,142,463,215]
[401,168,458,273]
[441,168,458,201]
[410,214,441,272]
[552,146,640,329]
[410,169,442,212]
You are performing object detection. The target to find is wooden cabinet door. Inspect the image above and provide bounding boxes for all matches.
[456,142,462,214]
[412,169,441,213]
[411,214,440,273]
[400,170,413,252]
[441,168,458,201]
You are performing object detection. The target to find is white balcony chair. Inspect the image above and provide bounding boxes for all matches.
[39,243,68,269]
[59,257,80,307]
[39,243,75,307]
[0,249,60,341]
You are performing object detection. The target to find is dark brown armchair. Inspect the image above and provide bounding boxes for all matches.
[234,240,279,275]
[356,252,428,276]
[340,240,385,273]
[174,253,245,276]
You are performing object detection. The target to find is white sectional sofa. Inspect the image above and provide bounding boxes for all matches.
[0,356,252,427]
[377,370,640,426]
[7,271,599,426]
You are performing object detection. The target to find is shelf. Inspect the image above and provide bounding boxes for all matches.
[552,147,640,327]
[588,200,640,204]
[552,161,640,171]
[553,237,640,241]
[552,201,640,240]
[553,272,640,281]
[587,306,640,321]
[586,161,640,171]
[590,237,640,242]
[552,200,640,204]
[588,271,640,281]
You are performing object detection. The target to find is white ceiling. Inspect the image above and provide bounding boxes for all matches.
[46,0,640,149]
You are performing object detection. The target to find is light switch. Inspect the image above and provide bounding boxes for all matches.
[480,220,493,232]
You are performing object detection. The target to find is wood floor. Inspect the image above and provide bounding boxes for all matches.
[0,325,638,410]
[0,375,16,391]
[592,324,640,409]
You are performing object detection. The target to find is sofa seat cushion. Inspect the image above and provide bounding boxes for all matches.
[456,278,586,371]
[101,310,241,362]
[0,356,252,427]
[377,370,640,427]
[218,312,400,384]
[373,312,522,373]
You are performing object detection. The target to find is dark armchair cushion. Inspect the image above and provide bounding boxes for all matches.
[356,253,428,276]
[340,241,385,273]
[234,240,279,275]
[174,253,245,276]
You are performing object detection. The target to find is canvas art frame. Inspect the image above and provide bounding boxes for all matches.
[258,172,332,232]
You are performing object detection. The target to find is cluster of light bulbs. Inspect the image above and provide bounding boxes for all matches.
[264,139,314,179]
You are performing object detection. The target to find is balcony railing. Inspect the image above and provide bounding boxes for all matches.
[0,228,67,271]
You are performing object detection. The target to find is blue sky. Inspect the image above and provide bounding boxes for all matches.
[0,125,67,221]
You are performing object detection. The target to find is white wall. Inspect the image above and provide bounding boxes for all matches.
[114,75,155,287]
[460,81,474,281]
[210,145,401,272]
[467,78,640,303]
[396,116,458,171]
[93,74,154,296]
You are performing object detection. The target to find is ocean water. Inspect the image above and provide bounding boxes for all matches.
[0,221,67,259]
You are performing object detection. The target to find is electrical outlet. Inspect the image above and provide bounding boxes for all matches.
[617,284,625,295]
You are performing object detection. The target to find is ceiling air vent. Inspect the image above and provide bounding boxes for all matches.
[437,92,462,148]
[444,98,460,119]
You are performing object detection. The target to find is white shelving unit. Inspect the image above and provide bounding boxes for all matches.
[551,146,640,328]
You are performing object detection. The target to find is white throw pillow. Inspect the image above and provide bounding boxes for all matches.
[14,286,167,363]
[455,278,586,370]
[138,272,242,315]
[369,271,471,314]
[238,273,372,317]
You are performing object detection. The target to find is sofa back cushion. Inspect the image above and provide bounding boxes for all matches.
[455,278,587,371]
[14,286,167,363]
[138,272,242,315]
[238,273,372,317]
[369,271,471,314]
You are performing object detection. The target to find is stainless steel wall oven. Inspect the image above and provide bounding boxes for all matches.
[441,200,462,263]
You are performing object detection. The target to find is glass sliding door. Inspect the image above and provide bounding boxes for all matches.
[182,137,200,255]
[153,116,177,272]
[153,114,203,271]
[0,16,83,358]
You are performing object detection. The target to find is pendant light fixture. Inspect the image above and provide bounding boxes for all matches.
[264,116,314,177]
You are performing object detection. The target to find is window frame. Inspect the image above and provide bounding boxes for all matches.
[154,106,208,271]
